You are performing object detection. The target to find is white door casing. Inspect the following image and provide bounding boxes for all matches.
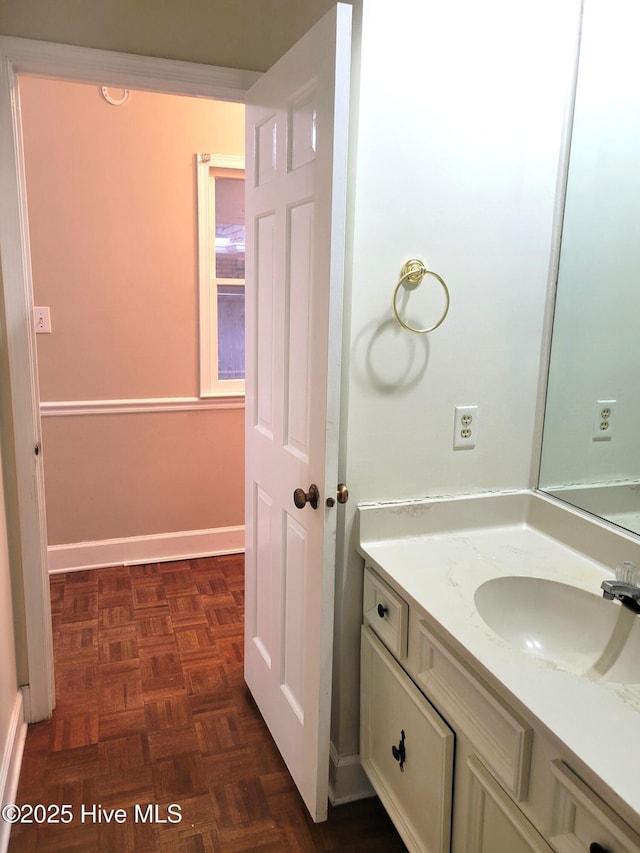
[244,4,352,823]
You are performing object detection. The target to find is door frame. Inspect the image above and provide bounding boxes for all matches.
[0,34,260,722]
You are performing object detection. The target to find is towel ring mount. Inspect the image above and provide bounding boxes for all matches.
[392,258,450,334]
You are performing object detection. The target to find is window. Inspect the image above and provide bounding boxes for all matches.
[197,153,245,396]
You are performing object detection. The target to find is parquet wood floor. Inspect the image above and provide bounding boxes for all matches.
[9,555,406,852]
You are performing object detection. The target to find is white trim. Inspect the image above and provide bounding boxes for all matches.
[47,525,245,574]
[529,1,584,490]
[328,742,374,805]
[197,153,246,397]
[197,153,214,395]
[40,396,244,417]
[0,691,27,853]
[0,38,258,723]
[199,153,245,170]
[0,41,56,724]
[0,36,261,98]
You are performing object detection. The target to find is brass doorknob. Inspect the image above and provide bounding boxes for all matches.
[293,484,320,510]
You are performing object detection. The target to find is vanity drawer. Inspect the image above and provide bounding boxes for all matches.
[548,760,640,853]
[363,566,408,659]
[360,625,454,853]
[413,618,533,802]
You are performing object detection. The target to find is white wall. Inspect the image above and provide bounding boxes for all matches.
[540,0,640,489]
[330,0,581,798]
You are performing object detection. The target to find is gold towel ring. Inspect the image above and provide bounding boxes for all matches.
[392,258,450,334]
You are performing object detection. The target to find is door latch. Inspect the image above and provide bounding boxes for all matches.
[325,484,349,508]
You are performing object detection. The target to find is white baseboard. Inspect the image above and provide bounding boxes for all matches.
[328,742,374,805]
[47,525,245,573]
[0,691,27,853]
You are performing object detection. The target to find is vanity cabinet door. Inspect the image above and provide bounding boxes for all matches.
[360,625,454,853]
[462,754,553,853]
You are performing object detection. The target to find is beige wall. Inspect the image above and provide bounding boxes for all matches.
[0,0,345,72]
[42,412,244,542]
[20,77,245,546]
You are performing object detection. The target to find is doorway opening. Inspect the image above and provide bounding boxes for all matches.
[18,76,246,578]
[0,38,258,723]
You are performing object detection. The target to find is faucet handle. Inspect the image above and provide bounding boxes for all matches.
[615,560,639,585]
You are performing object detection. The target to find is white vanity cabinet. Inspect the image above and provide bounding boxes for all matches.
[361,566,640,853]
[360,626,454,853]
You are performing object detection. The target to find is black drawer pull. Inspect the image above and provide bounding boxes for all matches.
[377,603,388,618]
[589,844,608,853]
[391,729,406,772]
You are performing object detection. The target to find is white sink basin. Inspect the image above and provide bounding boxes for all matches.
[474,576,640,683]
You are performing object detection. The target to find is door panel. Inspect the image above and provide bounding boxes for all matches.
[283,513,307,721]
[244,3,352,822]
[253,484,275,667]
[255,214,276,435]
[286,200,314,458]
[289,83,318,170]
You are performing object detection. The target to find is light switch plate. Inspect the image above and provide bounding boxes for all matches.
[34,306,52,334]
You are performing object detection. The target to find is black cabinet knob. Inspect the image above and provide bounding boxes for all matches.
[391,729,406,772]
[589,843,609,853]
[377,603,388,618]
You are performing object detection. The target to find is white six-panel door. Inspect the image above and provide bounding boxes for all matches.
[243,3,352,823]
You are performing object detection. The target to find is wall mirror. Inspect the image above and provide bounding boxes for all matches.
[539,0,640,535]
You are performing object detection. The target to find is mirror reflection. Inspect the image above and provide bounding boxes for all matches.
[539,0,640,535]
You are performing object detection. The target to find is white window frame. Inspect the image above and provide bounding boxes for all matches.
[197,152,245,397]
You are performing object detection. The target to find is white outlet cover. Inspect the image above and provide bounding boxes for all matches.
[454,405,478,450]
[592,399,615,441]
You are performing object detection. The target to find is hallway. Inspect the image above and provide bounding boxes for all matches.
[9,555,405,851]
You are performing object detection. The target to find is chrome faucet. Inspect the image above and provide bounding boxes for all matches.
[601,579,640,604]
[601,561,640,609]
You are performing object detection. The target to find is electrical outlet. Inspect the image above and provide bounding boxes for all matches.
[592,399,616,441]
[34,306,52,334]
[454,405,478,450]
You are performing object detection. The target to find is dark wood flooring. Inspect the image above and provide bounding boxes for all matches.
[9,555,406,852]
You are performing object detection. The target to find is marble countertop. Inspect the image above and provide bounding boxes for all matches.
[356,490,640,821]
